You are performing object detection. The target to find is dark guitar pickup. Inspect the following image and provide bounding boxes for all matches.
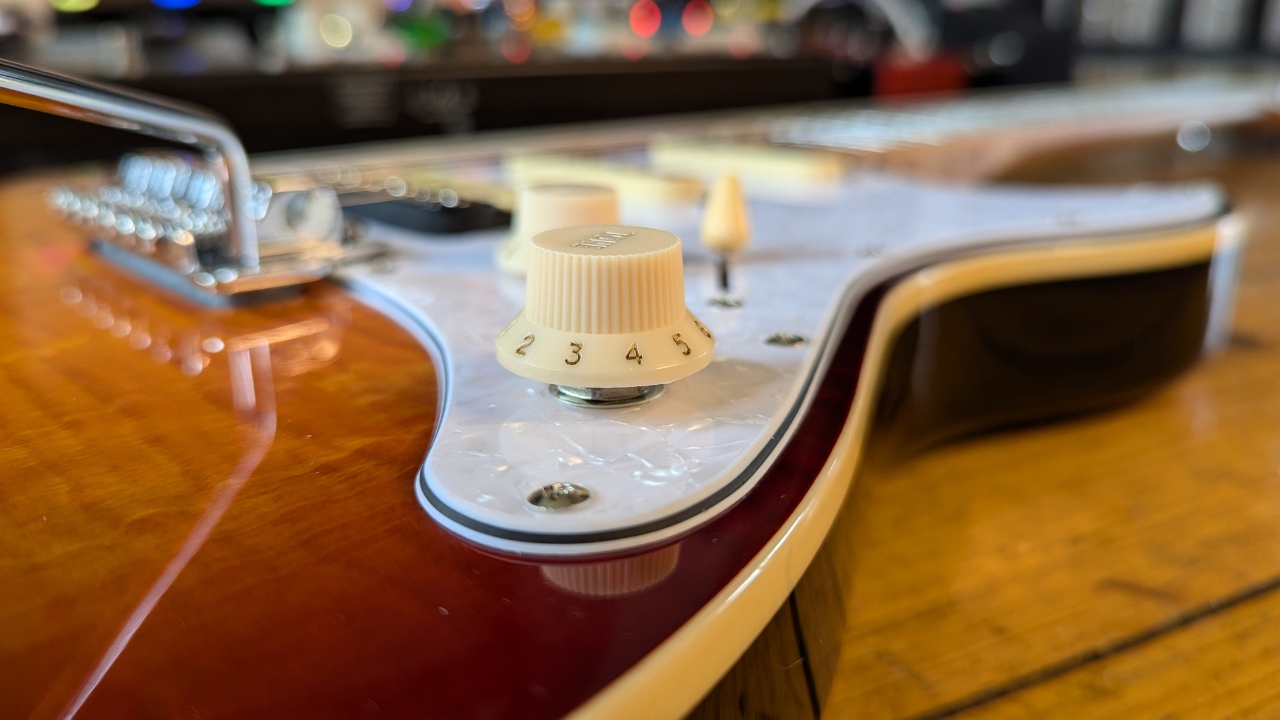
[342,194,511,235]
[297,165,515,236]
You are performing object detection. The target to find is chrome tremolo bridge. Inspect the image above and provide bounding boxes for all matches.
[47,153,368,295]
[0,58,382,297]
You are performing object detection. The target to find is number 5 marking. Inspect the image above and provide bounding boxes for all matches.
[515,334,535,356]
[672,333,691,356]
[565,342,583,365]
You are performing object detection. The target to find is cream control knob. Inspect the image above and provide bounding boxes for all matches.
[496,184,619,276]
[496,225,715,406]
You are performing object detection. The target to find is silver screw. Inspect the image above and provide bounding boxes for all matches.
[766,332,808,347]
[528,482,592,510]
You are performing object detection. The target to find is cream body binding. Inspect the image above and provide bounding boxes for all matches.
[569,218,1235,718]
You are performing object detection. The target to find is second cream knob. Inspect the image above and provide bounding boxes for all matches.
[496,184,619,276]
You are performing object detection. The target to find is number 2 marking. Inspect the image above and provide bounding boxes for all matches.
[672,333,691,356]
[625,343,643,365]
[515,334,535,356]
[565,342,583,365]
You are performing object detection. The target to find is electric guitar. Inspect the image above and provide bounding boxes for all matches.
[0,60,1265,719]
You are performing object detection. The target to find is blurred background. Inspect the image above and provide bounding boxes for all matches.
[0,0,1267,165]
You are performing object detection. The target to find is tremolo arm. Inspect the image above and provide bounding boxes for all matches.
[0,58,373,297]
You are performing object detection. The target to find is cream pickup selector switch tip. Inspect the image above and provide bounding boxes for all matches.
[701,173,751,301]
[699,173,751,255]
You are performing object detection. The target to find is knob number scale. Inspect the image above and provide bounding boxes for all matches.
[497,310,715,388]
[511,332,706,367]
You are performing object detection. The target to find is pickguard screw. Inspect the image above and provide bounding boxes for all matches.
[709,295,743,308]
[528,482,592,510]
[766,332,807,347]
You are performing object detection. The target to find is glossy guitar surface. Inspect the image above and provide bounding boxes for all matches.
[0,69,1269,719]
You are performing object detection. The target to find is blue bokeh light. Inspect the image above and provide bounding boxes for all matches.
[151,0,201,11]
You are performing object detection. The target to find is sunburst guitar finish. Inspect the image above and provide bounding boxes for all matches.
[2,78,1269,719]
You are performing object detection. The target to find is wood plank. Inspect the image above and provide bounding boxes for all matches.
[685,596,817,720]
[786,123,1280,718]
[956,581,1280,718]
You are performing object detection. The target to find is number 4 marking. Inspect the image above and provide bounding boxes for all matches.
[625,343,643,365]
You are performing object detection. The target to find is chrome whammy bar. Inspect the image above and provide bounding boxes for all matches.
[0,58,380,297]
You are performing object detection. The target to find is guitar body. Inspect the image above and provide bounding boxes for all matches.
[0,76,1264,719]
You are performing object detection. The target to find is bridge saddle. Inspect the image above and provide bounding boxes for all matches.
[47,152,382,297]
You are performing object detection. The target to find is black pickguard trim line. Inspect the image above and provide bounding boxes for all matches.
[414,309,833,544]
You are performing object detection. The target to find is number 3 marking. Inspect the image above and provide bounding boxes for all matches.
[672,333,691,356]
[515,334,535,356]
[565,342,583,365]
[625,342,643,365]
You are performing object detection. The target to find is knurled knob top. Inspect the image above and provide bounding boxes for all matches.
[526,225,684,335]
[496,224,714,391]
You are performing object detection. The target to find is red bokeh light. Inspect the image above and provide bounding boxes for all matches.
[727,24,757,58]
[629,0,661,38]
[620,37,649,60]
[501,31,532,64]
[682,0,713,37]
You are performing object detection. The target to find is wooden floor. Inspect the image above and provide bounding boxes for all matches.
[689,121,1280,718]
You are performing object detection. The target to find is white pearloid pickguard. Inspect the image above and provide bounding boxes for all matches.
[340,176,1226,556]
